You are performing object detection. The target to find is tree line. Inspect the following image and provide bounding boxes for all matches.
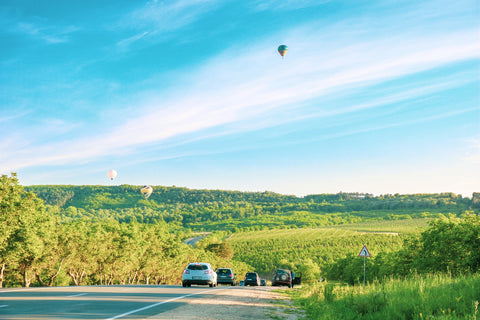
[0,174,250,288]
[324,214,480,284]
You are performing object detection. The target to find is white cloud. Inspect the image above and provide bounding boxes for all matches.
[117,31,149,47]
[1,5,479,173]
[15,22,79,44]
[122,0,220,32]
[250,0,331,11]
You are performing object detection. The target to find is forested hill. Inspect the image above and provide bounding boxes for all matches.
[25,185,299,208]
[25,185,479,231]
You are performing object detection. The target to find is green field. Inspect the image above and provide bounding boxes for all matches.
[333,217,432,233]
[290,273,480,319]
[228,219,428,277]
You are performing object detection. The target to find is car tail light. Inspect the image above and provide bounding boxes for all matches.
[229,274,233,278]
[183,270,190,274]
[204,270,212,274]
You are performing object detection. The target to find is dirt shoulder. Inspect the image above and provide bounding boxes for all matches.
[148,286,305,320]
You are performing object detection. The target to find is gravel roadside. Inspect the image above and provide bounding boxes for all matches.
[147,286,305,320]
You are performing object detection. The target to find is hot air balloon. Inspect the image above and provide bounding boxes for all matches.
[278,45,288,59]
[107,169,117,180]
[141,185,153,199]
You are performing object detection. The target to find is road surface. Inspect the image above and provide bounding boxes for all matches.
[0,285,302,320]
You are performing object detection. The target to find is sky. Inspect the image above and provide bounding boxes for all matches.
[1,0,479,197]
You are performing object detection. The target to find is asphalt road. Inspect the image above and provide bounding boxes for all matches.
[0,285,227,320]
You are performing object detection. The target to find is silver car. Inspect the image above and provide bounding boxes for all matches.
[182,262,217,287]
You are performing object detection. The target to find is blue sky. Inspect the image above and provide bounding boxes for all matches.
[1,0,479,197]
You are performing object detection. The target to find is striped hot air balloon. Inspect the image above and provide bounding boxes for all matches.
[278,45,288,59]
[141,185,153,199]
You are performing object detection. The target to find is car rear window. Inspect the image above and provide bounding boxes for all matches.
[246,272,257,277]
[188,264,208,270]
[276,269,288,275]
[217,269,231,274]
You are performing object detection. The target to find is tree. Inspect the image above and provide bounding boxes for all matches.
[0,173,54,287]
[394,215,480,276]
[206,242,234,260]
[296,258,321,283]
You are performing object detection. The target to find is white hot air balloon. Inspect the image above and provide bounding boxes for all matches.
[107,169,117,180]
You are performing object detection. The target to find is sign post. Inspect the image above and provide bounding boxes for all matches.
[358,245,371,288]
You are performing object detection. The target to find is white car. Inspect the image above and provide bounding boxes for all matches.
[182,262,217,287]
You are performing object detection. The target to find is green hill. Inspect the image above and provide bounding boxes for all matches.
[25,185,478,231]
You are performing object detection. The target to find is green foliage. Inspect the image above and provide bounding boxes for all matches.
[398,214,480,275]
[0,173,56,288]
[229,227,406,278]
[24,185,478,231]
[2,181,477,295]
[1,176,254,288]
[291,274,480,319]
[206,242,234,260]
[297,258,321,282]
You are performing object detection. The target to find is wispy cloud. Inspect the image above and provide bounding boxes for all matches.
[112,0,222,50]
[250,0,331,11]
[14,21,79,44]
[0,109,31,123]
[118,0,220,34]
[1,1,478,173]
[117,31,150,47]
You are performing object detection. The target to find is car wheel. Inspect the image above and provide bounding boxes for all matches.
[182,281,186,287]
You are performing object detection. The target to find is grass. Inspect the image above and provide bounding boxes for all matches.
[289,273,480,319]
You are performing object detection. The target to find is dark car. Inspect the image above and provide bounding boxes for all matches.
[215,268,236,286]
[272,269,293,288]
[244,272,260,286]
[260,279,267,286]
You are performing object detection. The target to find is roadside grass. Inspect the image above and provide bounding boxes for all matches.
[269,289,306,320]
[288,273,480,319]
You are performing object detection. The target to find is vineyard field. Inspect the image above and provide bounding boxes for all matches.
[333,217,432,233]
[227,219,425,277]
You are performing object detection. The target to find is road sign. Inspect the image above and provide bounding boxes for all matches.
[358,245,371,257]
[358,245,370,288]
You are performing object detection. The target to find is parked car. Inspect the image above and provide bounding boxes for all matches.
[244,272,260,286]
[260,279,267,286]
[239,280,244,286]
[215,268,236,286]
[272,269,293,288]
[182,262,217,287]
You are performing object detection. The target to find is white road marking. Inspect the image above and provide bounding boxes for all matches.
[105,288,224,320]
[0,286,66,293]
[67,293,87,297]
[0,305,8,308]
